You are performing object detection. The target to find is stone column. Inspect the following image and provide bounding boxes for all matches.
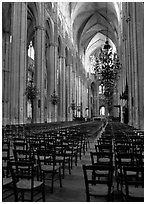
[66,65,70,121]
[47,42,56,122]
[69,63,73,120]
[136,3,144,129]
[75,74,78,117]
[62,55,66,121]
[96,80,99,116]
[58,56,63,121]
[34,11,46,123]
[72,69,76,119]
[3,32,11,125]
[130,2,139,128]
[126,3,132,126]
[10,2,27,124]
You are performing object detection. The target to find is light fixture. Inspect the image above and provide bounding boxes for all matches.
[93,3,121,114]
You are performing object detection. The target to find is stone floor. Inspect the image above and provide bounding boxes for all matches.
[3,130,124,202]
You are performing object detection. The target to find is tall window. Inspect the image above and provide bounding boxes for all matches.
[27,41,35,121]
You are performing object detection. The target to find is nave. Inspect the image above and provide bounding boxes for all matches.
[2,121,144,202]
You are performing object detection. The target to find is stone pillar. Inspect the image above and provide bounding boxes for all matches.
[58,56,63,121]
[125,3,132,126]
[72,69,76,119]
[34,8,46,123]
[62,55,66,121]
[66,65,70,121]
[10,2,27,124]
[3,32,11,125]
[88,80,91,119]
[130,2,139,128]
[136,3,144,129]
[69,63,73,120]
[96,80,99,116]
[47,42,56,122]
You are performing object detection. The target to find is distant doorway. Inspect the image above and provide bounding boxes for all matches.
[99,106,105,116]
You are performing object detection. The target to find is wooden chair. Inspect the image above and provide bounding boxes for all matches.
[65,141,79,169]
[51,144,71,179]
[122,166,144,202]
[82,164,114,202]
[116,152,142,191]
[2,143,13,201]
[13,149,39,180]
[8,161,45,202]
[37,149,62,193]
[2,141,10,177]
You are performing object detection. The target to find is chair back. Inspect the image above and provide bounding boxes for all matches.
[37,149,56,166]
[2,141,10,177]
[8,161,35,189]
[123,166,144,201]
[95,144,112,153]
[90,152,113,166]
[82,164,114,201]
[13,149,34,162]
[13,141,28,150]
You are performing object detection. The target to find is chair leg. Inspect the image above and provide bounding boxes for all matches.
[21,190,24,201]
[59,167,62,188]
[86,194,90,202]
[42,184,45,201]
[68,158,71,174]
[31,189,33,202]
[71,156,73,169]
[14,188,18,202]
[51,172,54,193]
[62,161,65,179]
[75,155,78,166]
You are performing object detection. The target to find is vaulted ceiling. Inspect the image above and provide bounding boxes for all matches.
[71,2,121,58]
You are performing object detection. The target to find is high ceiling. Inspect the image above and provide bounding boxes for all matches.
[71,2,121,58]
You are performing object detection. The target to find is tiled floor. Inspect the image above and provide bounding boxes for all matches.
[3,130,123,202]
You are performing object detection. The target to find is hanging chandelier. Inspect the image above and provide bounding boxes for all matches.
[94,2,121,84]
[93,40,121,113]
[94,40,121,83]
[90,3,121,114]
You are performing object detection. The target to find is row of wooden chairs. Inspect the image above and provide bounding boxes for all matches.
[3,122,102,202]
[82,122,144,202]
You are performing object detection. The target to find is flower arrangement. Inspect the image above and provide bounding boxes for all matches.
[70,100,76,110]
[25,81,39,102]
[50,90,59,105]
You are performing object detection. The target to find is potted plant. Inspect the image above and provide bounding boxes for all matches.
[25,80,39,122]
[50,90,59,105]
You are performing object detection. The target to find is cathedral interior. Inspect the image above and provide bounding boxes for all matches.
[2,2,144,202]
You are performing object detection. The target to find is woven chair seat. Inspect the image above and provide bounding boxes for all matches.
[16,179,43,189]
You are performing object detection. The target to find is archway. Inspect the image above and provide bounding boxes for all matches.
[99,106,105,116]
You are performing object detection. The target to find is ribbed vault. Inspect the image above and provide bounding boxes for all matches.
[71,2,121,57]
